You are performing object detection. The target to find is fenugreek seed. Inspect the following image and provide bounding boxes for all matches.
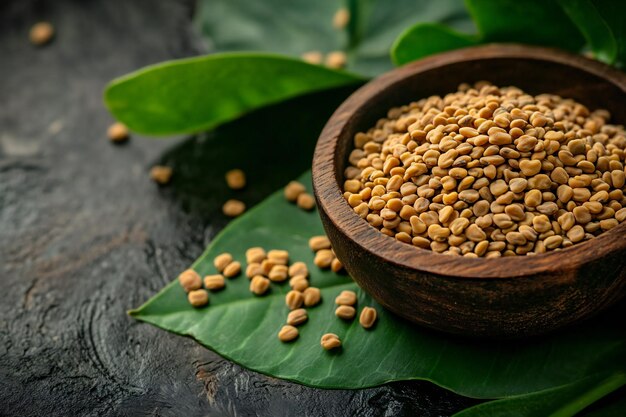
[188,289,209,307]
[303,287,322,307]
[285,290,304,310]
[285,181,306,202]
[250,276,270,295]
[335,305,356,320]
[335,290,357,306]
[331,257,344,272]
[287,309,308,326]
[245,247,266,264]
[333,7,350,29]
[225,169,246,190]
[519,159,542,176]
[567,225,585,242]
[288,261,308,278]
[325,51,347,69]
[30,22,54,46]
[214,253,233,272]
[301,51,323,65]
[359,307,378,329]
[616,208,626,222]
[261,259,275,275]
[278,325,299,342]
[204,274,225,291]
[573,206,592,224]
[297,193,316,210]
[246,263,264,278]
[524,189,542,207]
[544,235,563,249]
[223,199,246,217]
[150,165,173,185]
[269,265,289,282]
[506,232,527,246]
[107,122,129,143]
[289,275,309,292]
[267,249,289,265]
[178,269,202,292]
[309,235,331,251]
[466,224,487,242]
[314,249,334,269]
[221,261,240,278]
[532,215,551,233]
[449,217,470,235]
[321,333,341,350]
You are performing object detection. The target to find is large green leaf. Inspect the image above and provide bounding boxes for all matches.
[104,53,363,135]
[452,373,626,417]
[131,167,626,398]
[558,0,626,67]
[194,0,474,77]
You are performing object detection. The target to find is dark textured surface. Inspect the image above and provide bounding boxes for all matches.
[0,1,477,416]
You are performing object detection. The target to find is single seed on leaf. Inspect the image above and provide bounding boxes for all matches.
[246,263,264,278]
[246,247,266,264]
[223,261,241,278]
[178,269,202,292]
[335,290,357,306]
[268,264,289,282]
[250,275,270,295]
[325,51,347,69]
[303,287,322,307]
[335,305,356,320]
[278,325,299,342]
[285,181,306,202]
[314,249,334,268]
[267,249,289,265]
[203,274,225,291]
[261,259,275,275]
[289,275,309,292]
[301,51,323,65]
[297,193,316,210]
[187,289,209,307]
[321,333,341,350]
[29,22,54,46]
[332,7,350,29]
[309,235,331,251]
[331,257,344,272]
[213,253,233,272]
[222,199,246,217]
[225,169,246,190]
[287,308,308,326]
[285,290,304,310]
[150,165,173,185]
[288,261,308,278]
[107,122,129,143]
[359,307,378,329]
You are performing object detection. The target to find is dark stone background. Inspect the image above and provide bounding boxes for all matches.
[0,0,481,415]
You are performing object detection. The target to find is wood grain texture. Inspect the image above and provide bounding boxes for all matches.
[0,0,477,415]
[313,44,626,338]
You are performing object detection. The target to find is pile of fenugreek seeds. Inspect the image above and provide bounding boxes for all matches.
[343,82,626,257]
[178,183,375,350]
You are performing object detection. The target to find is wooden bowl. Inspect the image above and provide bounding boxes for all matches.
[312,44,626,338]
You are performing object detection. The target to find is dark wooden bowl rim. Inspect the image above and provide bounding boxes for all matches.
[313,44,626,279]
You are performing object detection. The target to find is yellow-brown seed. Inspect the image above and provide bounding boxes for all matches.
[225,169,246,190]
[278,325,299,342]
[285,290,304,310]
[314,249,334,268]
[288,261,308,278]
[150,165,173,185]
[29,22,54,46]
[250,276,270,295]
[222,199,246,217]
[223,261,241,278]
[214,253,233,272]
[325,51,347,69]
[107,122,129,143]
[335,290,357,306]
[321,333,341,350]
[246,247,266,264]
[297,193,316,210]
[285,181,306,202]
[333,8,350,29]
[289,275,309,292]
[330,257,344,273]
[203,274,225,291]
[309,235,332,251]
[287,308,308,326]
[301,51,323,65]
[359,307,377,329]
[303,287,322,307]
[268,264,289,282]
[246,262,264,278]
[335,305,356,320]
[188,289,209,307]
[267,249,289,265]
[178,269,202,292]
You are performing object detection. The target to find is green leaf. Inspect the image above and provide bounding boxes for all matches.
[194,0,474,77]
[464,0,585,52]
[452,373,626,417]
[558,0,626,67]
[391,23,478,66]
[104,53,363,135]
[579,387,626,417]
[131,168,626,396]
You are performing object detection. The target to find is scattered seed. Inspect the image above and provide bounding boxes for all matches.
[268,249,289,265]
[246,262,264,278]
[203,274,225,291]
[309,235,331,251]
[261,259,275,275]
[178,269,202,292]
[107,122,129,143]
[188,289,209,307]
[333,8,350,29]
[150,165,173,185]
[222,199,246,217]
[278,325,299,342]
[225,169,246,190]
[297,193,316,210]
[268,264,289,282]
[288,261,308,278]
[321,333,342,350]
[245,247,266,264]
[325,51,347,69]
[314,249,334,268]
[301,51,324,65]
[287,308,308,326]
[289,275,309,292]
[335,305,356,320]
[359,307,378,329]
[30,22,54,46]
[285,290,304,310]
[250,275,270,295]
[330,257,344,272]
[335,290,357,306]
[213,253,233,272]
[223,261,241,278]
[285,181,306,202]
[303,287,321,307]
